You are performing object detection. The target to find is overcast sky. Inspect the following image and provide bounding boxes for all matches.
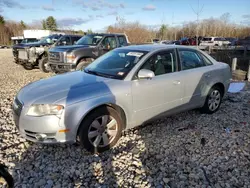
[0,0,249,31]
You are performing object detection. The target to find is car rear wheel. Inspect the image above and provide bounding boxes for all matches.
[200,86,222,114]
[76,58,93,71]
[39,57,49,73]
[78,107,123,153]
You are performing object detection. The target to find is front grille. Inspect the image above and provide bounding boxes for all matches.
[18,50,28,60]
[49,52,60,61]
[13,97,23,116]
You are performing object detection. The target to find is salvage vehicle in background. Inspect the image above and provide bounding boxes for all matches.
[13,45,231,153]
[199,37,231,47]
[13,34,82,72]
[47,33,129,73]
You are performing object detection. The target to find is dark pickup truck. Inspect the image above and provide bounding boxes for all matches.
[237,36,250,46]
[13,34,82,72]
[47,33,129,73]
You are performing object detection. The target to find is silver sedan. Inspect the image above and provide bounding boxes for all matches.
[12,45,231,153]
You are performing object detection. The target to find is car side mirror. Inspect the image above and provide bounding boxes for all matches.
[138,69,155,79]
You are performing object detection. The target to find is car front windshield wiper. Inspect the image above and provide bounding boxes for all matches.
[84,69,115,79]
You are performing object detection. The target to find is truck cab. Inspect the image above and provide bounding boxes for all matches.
[12,34,82,72]
[47,33,129,73]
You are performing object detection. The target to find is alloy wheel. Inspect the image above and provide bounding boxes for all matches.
[88,115,118,147]
[208,90,221,111]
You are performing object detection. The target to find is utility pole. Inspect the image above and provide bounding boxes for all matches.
[191,0,204,48]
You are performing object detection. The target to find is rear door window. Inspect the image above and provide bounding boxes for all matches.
[179,50,206,70]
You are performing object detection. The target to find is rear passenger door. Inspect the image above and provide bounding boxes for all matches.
[178,48,213,109]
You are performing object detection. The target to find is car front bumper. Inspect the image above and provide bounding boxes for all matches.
[47,62,76,73]
[12,99,75,144]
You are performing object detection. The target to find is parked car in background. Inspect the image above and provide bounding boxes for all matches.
[47,33,129,73]
[0,45,8,49]
[237,36,250,46]
[13,34,82,72]
[180,37,197,45]
[13,45,231,153]
[161,40,181,45]
[200,37,231,47]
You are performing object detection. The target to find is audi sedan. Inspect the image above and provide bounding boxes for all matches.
[12,45,231,153]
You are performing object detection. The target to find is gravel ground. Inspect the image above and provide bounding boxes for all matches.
[1,49,250,188]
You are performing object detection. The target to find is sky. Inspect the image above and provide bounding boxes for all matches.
[0,0,250,32]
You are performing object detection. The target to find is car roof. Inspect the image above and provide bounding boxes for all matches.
[63,34,83,37]
[88,33,125,37]
[118,44,199,52]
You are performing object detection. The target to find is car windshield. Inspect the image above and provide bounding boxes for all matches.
[39,35,59,44]
[76,35,103,45]
[84,49,148,79]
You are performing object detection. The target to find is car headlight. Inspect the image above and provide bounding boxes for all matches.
[26,104,64,116]
[66,53,76,63]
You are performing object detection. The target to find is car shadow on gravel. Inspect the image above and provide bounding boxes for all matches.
[11,74,249,188]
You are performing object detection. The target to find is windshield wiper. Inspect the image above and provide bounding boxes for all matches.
[84,69,115,78]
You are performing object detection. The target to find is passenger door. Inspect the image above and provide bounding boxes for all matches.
[178,48,213,109]
[131,49,184,125]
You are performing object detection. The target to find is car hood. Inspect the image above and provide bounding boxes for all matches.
[17,71,115,106]
[50,45,92,52]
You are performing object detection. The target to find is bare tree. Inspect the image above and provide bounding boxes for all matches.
[190,0,204,47]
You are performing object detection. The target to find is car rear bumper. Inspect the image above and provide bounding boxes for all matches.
[47,62,76,72]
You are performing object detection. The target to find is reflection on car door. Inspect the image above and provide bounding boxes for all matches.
[131,49,184,125]
[178,48,213,109]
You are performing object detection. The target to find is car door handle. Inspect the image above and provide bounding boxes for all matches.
[173,80,181,85]
[205,74,211,78]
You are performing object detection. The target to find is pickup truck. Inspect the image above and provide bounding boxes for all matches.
[47,33,129,73]
[13,34,82,72]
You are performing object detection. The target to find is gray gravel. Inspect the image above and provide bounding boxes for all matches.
[1,49,250,188]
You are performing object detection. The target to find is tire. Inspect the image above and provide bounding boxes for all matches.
[78,107,123,153]
[22,64,34,70]
[14,59,19,64]
[38,57,49,73]
[76,58,93,71]
[200,86,222,114]
[0,164,14,188]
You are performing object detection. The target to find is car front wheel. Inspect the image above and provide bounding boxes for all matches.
[39,57,49,73]
[78,107,123,153]
[76,58,93,71]
[201,86,222,114]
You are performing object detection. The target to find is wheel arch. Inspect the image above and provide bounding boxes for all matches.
[76,56,94,66]
[76,103,127,138]
[212,82,225,97]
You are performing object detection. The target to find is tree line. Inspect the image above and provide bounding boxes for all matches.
[107,14,250,43]
[0,14,250,45]
[0,15,85,45]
